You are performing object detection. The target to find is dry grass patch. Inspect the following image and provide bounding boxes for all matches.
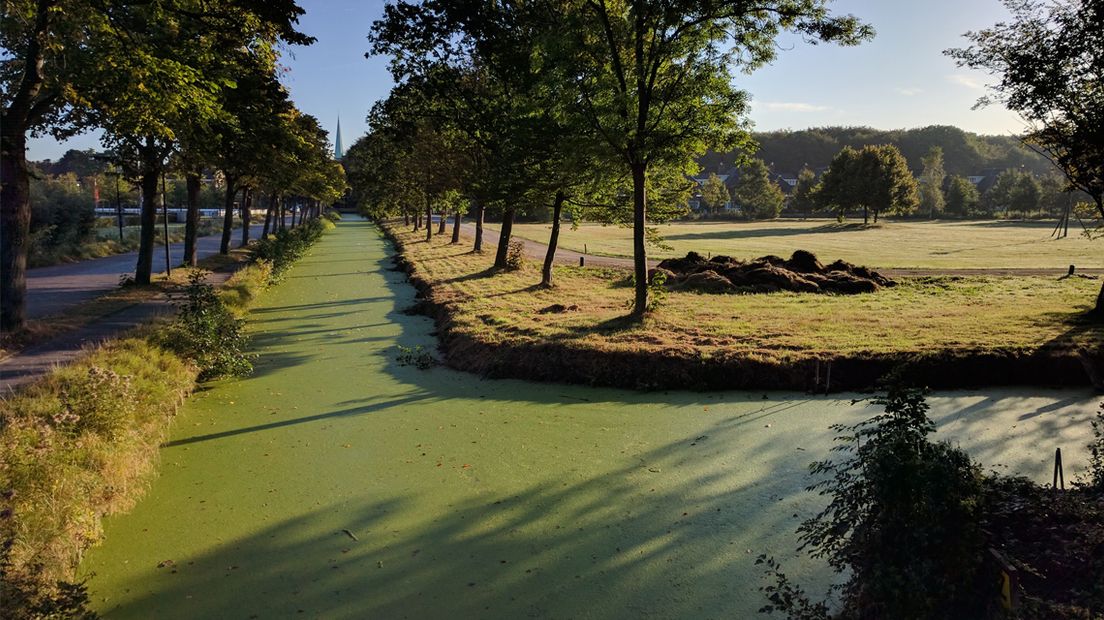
[396,228,1101,365]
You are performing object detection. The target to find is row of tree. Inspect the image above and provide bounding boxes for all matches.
[701,145,1084,222]
[350,0,1100,317]
[1,1,346,331]
[701,124,1055,180]
[349,0,873,315]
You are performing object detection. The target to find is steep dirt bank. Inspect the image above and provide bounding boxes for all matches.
[381,224,1102,392]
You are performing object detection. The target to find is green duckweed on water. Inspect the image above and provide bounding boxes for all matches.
[79,218,1100,619]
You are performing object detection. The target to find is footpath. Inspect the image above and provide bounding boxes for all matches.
[0,225,265,391]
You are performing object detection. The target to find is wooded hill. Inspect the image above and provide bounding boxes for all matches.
[699,125,1052,177]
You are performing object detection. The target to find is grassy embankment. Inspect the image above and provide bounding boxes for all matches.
[0,215,337,614]
[389,224,1102,390]
[511,219,1102,270]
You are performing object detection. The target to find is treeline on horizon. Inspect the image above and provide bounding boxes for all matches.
[702,125,1052,178]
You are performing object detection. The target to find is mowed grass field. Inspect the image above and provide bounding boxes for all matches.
[510,219,1102,270]
[394,227,1101,365]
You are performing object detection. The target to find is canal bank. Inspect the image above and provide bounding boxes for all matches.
[80,219,1100,618]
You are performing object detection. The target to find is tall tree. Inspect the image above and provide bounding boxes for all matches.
[817,145,919,224]
[550,0,872,316]
[919,146,945,218]
[733,159,784,220]
[790,167,819,216]
[948,0,1104,314]
[944,175,980,217]
[699,173,730,216]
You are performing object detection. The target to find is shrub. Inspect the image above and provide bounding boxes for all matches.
[396,345,437,369]
[325,210,342,222]
[218,260,273,314]
[157,270,252,381]
[57,366,134,440]
[1086,404,1104,491]
[761,385,987,619]
[254,218,329,282]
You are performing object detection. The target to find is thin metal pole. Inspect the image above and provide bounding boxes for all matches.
[115,174,123,242]
[161,172,171,276]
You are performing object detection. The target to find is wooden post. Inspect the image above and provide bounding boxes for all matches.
[1053,447,1065,490]
[990,548,1019,611]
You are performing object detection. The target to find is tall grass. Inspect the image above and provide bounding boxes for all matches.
[0,338,196,613]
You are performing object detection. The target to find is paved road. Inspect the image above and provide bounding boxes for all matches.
[27,224,267,320]
[450,220,1103,277]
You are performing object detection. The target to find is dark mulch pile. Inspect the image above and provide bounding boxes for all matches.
[652,250,895,295]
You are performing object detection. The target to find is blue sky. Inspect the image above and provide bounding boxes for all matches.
[27,0,1022,161]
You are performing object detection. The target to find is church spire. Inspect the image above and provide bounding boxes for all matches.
[334,116,344,160]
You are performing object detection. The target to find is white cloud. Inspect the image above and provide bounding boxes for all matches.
[947,74,985,90]
[759,102,829,112]
[894,87,923,96]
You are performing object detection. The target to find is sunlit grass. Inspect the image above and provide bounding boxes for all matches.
[510,219,1103,270]
[397,227,1101,364]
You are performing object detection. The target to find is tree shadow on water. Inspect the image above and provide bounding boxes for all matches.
[93,406,839,619]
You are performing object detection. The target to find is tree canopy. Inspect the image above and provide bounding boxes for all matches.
[816,145,919,223]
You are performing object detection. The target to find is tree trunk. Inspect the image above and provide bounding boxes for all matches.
[135,157,160,285]
[424,199,433,242]
[414,209,421,230]
[630,162,649,317]
[451,211,461,244]
[240,189,252,247]
[0,130,30,330]
[184,172,200,266]
[404,212,410,226]
[220,177,237,254]
[873,209,879,224]
[473,200,484,252]
[438,210,447,235]
[1095,281,1104,317]
[493,208,515,268]
[0,0,52,331]
[863,206,869,225]
[278,197,287,231]
[541,191,566,288]
[262,193,276,238]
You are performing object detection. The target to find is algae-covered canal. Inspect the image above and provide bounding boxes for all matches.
[81,219,1100,619]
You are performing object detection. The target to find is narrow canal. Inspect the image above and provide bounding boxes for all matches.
[80,218,1100,619]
